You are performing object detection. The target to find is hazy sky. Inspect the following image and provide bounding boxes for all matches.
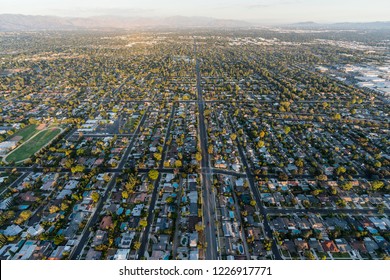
[1,0,389,23]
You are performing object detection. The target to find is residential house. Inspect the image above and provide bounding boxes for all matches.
[100,216,113,230]
[92,230,107,247]
[30,241,53,260]
[335,239,352,252]
[364,237,379,253]
[294,239,309,251]
[189,232,198,248]
[308,238,324,253]
[12,240,37,260]
[114,249,130,260]
[3,225,23,236]
[321,240,339,253]
[85,248,102,260]
[189,249,199,260]
[119,232,135,249]
[27,224,44,237]
[281,240,297,254]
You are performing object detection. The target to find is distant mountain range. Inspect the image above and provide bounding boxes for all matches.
[1,14,389,31]
[287,21,390,30]
[0,14,251,31]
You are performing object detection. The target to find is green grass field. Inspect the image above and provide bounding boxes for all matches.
[5,128,61,163]
[12,124,38,142]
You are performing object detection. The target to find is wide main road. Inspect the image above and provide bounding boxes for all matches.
[194,39,218,260]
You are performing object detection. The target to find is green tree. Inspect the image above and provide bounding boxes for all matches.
[333,113,341,121]
[91,191,100,203]
[304,251,316,260]
[60,202,69,211]
[312,189,321,196]
[302,200,311,208]
[54,235,65,246]
[322,102,329,109]
[175,160,182,168]
[139,219,148,228]
[71,165,85,173]
[195,223,204,232]
[259,131,265,138]
[295,158,304,168]
[1,211,15,223]
[103,173,111,182]
[29,118,37,124]
[330,186,338,195]
[148,170,159,181]
[122,191,129,199]
[154,153,162,161]
[133,241,141,250]
[15,210,32,224]
[336,166,346,175]
[340,181,353,191]
[95,244,108,251]
[263,239,272,251]
[371,181,384,191]
[204,109,211,117]
[336,199,346,208]
[125,174,139,192]
[49,205,60,214]
[76,149,85,156]
[316,174,328,181]
[256,140,265,148]
[279,101,290,112]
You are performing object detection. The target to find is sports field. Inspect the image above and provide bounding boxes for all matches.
[11,124,38,142]
[5,128,61,163]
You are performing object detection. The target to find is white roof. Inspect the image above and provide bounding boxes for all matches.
[4,225,23,236]
[64,180,79,190]
[114,249,130,260]
[0,141,17,148]
[27,224,44,237]
[189,249,199,260]
[235,178,244,187]
[165,173,174,182]
[188,191,198,203]
[12,241,37,260]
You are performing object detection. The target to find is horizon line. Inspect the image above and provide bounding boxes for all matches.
[1,13,389,26]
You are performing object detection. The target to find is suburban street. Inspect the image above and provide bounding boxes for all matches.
[70,104,151,259]
[228,116,282,260]
[137,104,176,259]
